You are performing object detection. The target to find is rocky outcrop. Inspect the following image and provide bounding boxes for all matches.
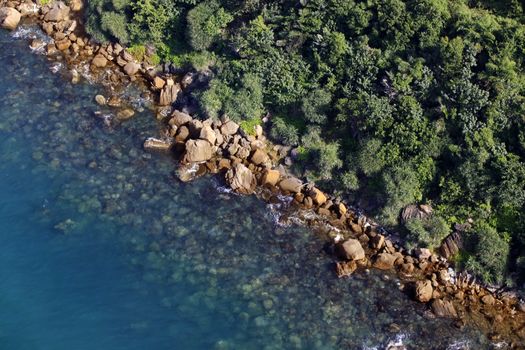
[414,280,433,303]
[226,163,256,195]
[400,204,432,224]
[335,239,365,261]
[440,231,462,259]
[278,177,303,193]
[0,7,21,30]
[183,139,213,163]
[159,79,180,106]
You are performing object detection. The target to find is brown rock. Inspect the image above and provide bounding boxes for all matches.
[0,7,21,30]
[218,158,231,170]
[414,248,432,260]
[369,234,385,250]
[169,110,192,128]
[373,253,397,270]
[116,108,135,120]
[153,76,165,90]
[317,207,331,217]
[309,188,327,205]
[220,120,239,135]
[400,263,415,274]
[183,139,213,163]
[94,95,106,105]
[338,203,347,215]
[143,138,172,151]
[175,126,190,143]
[481,294,495,306]
[69,0,83,11]
[440,231,462,259]
[55,38,71,51]
[92,54,107,68]
[335,261,357,278]
[44,2,70,22]
[415,280,433,303]
[261,169,280,187]
[225,163,256,195]
[123,62,141,76]
[250,149,269,165]
[278,177,303,193]
[431,299,458,318]
[335,239,365,261]
[199,125,216,145]
[159,83,181,106]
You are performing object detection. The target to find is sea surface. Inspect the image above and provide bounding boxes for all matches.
[0,27,494,349]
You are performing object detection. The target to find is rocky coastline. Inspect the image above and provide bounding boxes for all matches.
[1,0,525,347]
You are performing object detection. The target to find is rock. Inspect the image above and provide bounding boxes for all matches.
[278,177,303,193]
[94,95,106,105]
[181,72,194,89]
[335,239,365,261]
[116,109,135,120]
[335,261,357,278]
[309,188,327,205]
[175,126,190,143]
[176,162,201,182]
[107,96,122,107]
[261,169,280,187]
[250,149,269,165]
[92,54,107,68]
[438,269,450,284]
[169,110,192,127]
[159,83,180,106]
[153,76,165,90]
[317,207,331,217]
[225,163,256,195]
[220,120,239,136]
[236,146,250,160]
[338,203,347,215]
[414,248,432,260]
[400,262,415,274]
[373,253,397,270]
[183,139,213,163]
[44,1,70,22]
[255,124,263,137]
[415,280,433,303]
[17,3,37,17]
[0,7,21,30]
[143,137,172,151]
[55,38,71,51]
[481,294,495,306]
[70,0,83,11]
[123,62,141,76]
[199,125,216,145]
[401,204,432,225]
[431,299,458,318]
[440,231,462,259]
[369,234,385,250]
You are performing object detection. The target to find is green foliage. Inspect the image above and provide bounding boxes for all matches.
[270,117,299,146]
[239,117,261,137]
[464,222,510,285]
[404,215,451,250]
[127,44,146,61]
[186,0,232,51]
[100,12,130,44]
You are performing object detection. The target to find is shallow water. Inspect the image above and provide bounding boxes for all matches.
[0,27,494,349]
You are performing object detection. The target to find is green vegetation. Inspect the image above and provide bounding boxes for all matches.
[84,0,525,287]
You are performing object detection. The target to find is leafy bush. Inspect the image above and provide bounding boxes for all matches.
[404,215,451,250]
[186,0,232,51]
[270,117,299,146]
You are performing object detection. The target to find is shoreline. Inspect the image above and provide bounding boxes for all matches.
[2,0,525,347]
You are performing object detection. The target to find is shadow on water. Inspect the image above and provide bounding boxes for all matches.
[0,27,492,349]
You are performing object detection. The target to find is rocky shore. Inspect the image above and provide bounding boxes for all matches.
[1,0,525,347]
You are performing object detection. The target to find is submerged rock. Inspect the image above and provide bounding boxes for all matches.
[0,7,21,30]
[143,137,172,151]
[335,261,357,278]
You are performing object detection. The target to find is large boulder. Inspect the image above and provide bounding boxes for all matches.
[440,231,462,259]
[44,1,70,22]
[123,62,141,76]
[250,149,269,165]
[220,120,239,135]
[414,280,433,303]
[225,163,256,195]
[430,299,458,318]
[169,110,192,128]
[183,139,213,163]
[0,7,21,30]
[199,124,216,145]
[335,239,365,261]
[372,253,397,270]
[278,177,303,193]
[91,54,107,68]
[309,188,327,205]
[159,80,180,106]
[261,169,280,187]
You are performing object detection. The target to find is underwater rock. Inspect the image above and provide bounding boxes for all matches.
[143,137,172,152]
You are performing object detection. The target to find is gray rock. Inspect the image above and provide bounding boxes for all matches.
[278,177,303,193]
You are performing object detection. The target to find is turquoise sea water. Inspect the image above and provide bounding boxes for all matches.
[0,27,493,349]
